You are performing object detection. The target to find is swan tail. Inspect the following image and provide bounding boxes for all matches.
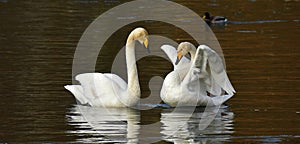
[64,85,89,105]
[210,94,233,106]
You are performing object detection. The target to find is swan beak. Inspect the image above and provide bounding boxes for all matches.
[177,51,183,60]
[143,38,149,49]
[143,38,150,53]
[175,51,183,65]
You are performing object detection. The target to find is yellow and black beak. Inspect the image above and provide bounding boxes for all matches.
[143,38,150,53]
[143,38,148,48]
[175,51,183,65]
[202,15,206,19]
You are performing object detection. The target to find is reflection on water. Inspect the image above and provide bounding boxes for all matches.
[67,105,234,143]
[67,105,140,143]
[161,106,234,143]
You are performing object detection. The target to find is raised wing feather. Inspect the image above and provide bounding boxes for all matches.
[193,45,235,95]
[161,45,177,66]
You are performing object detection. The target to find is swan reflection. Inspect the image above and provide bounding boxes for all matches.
[67,105,234,143]
[67,105,140,143]
[160,105,234,143]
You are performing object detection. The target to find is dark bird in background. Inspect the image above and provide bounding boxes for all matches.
[202,12,227,26]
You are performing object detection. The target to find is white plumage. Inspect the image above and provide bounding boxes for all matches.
[160,42,235,107]
[65,27,149,107]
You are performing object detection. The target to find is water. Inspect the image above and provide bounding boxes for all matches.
[0,0,299,143]
[67,105,234,143]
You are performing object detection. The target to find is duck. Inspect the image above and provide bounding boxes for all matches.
[160,42,235,107]
[65,27,149,107]
[202,12,227,25]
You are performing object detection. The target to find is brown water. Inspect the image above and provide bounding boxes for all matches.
[0,0,299,143]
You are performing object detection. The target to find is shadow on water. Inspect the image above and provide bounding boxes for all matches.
[66,105,234,143]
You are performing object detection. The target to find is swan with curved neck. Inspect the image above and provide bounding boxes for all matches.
[161,42,235,107]
[125,27,149,99]
[65,27,149,107]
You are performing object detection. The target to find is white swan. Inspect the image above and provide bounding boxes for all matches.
[65,27,149,107]
[160,42,235,107]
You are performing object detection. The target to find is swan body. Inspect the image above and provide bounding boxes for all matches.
[65,27,149,107]
[160,42,235,107]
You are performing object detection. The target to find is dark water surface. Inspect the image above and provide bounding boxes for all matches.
[0,0,299,143]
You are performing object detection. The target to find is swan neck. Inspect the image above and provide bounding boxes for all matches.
[125,36,140,98]
[189,49,196,62]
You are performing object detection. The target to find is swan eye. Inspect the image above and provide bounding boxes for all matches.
[180,49,184,53]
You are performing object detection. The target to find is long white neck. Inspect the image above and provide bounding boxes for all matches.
[182,47,198,84]
[189,49,196,62]
[188,45,198,67]
[125,34,140,98]
[189,46,207,71]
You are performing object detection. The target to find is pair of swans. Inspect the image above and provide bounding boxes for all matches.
[65,27,235,107]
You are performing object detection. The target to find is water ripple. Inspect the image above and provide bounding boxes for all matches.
[228,20,289,25]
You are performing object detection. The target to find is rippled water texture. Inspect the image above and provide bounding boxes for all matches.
[0,0,299,143]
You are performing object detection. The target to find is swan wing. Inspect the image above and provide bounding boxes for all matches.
[71,73,127,106]
[161,44,190,70]
[193,45,235,95]
[161,45,177,66]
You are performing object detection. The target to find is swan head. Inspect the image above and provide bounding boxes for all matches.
[175,42,196,65]
[128,27,149,52]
